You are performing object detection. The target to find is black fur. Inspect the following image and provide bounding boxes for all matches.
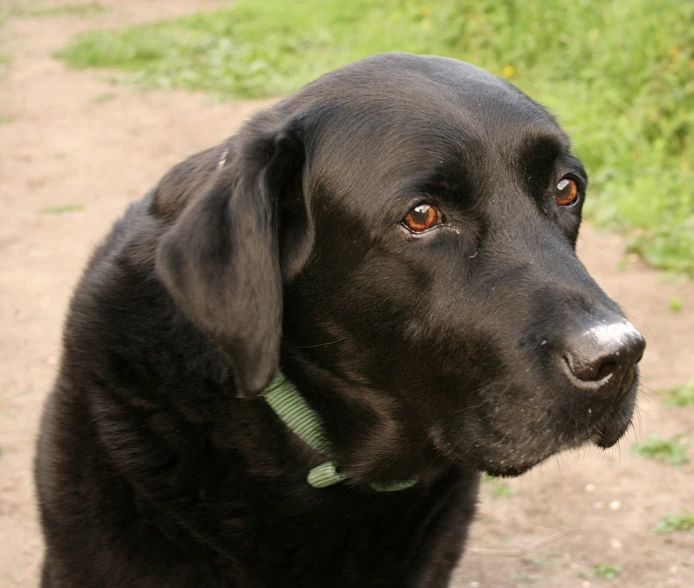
[35,53,642,587]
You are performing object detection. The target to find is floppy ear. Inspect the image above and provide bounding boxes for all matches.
[156,116,313,398]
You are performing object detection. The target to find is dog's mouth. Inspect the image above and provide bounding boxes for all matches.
[591,396,637,449]
[435,377,639,479]
[586,366,639,450]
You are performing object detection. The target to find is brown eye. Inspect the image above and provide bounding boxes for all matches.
[402,203,444,233]
[555,177,579,206]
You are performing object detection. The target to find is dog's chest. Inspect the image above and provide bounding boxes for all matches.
[226,478,473,588]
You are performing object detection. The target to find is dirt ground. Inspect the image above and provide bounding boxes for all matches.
[1,2,693,586]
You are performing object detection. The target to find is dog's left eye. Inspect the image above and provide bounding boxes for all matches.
[402,204,444,233]
[555,177,579,206]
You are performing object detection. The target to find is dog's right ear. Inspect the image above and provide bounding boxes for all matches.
[155,115,314,398]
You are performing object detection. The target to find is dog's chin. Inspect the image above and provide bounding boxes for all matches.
[476,403,636,478]
[593,383,638,449]
[435,380,639,479]
[481,461,544,478]
[483,422,634,478]
[593,409,634,449]
[479,423,630,478]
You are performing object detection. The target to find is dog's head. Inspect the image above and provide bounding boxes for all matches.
[156,53,645,481]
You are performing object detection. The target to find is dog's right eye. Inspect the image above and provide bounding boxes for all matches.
[555,177,580,207]
[402,204,444,233]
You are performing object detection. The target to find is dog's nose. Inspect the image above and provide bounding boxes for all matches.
[562,321,646,399]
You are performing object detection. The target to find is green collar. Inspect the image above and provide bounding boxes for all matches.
[261,373,418,492]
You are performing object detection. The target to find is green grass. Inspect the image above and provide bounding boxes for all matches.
[661,379,694,407]
[41,203,85,214]
[531,554,558,568]
[91,91,116,103]
[0,52,11,75]
[668,296,683,312]
[592,563,623,580]
[9,2,107,17]
[481,473,516,497]
[655,508,694,533]
[631,433,691,467]
[0,6,9,75]
[56,0,694,274]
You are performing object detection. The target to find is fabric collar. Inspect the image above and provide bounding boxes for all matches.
[261,373,418,492]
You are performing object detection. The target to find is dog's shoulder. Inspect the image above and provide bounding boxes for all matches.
[61,148,238,405]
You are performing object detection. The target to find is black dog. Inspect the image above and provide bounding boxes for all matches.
[35,53,645,587]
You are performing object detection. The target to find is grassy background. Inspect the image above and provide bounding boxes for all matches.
[57,0,694,274]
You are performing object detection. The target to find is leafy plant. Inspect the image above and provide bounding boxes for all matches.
[11,2,107,18]
[593,563,623,580]
[655,509,694,533]
[661,380,694,407]
[56,0,694,275]
[668,297,683,312]
[41,204,85,214]
[481,473,516,497]
[631,433,691,467]
[91,91,116,103]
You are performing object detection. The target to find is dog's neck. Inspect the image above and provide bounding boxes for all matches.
[261,372,418,492]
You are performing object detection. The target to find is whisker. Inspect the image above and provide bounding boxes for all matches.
[623,312,657,342]
[293,338,347,349]
[637,382,658,399]
[629,420,641,444]
[637,384,656,402]
[635,404,657,424]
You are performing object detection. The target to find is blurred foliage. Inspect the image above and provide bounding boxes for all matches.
[668,296,683,312]
[592,563,623,580]
[1,2,106,18]
[631,433,691,467]
[40,204,85,214]
[660,379,694,407]
[58,0,694,274]
[655,508,694,533]
[480,473,516,497]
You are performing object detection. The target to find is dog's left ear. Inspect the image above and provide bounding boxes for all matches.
[156,114,314,398]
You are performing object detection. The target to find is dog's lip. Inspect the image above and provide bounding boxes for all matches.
[431,374,638,476]
[593,414,632,448]
[592,388,637,448]
[480,416,630,476]
[434,431,566,478]
[594,428,624,449]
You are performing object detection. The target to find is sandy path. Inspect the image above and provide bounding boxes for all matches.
[1,2,692,586]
